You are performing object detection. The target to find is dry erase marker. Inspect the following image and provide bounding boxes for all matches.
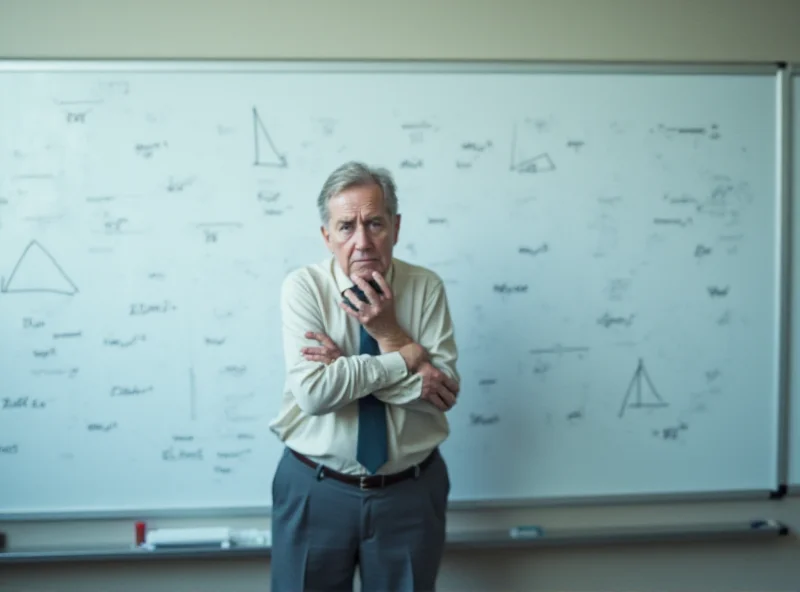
[509,525,544,538]
[135,521,146,547]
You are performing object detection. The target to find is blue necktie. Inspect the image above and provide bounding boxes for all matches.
[356,324,389,474]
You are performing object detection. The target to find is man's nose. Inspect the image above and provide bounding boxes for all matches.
[354,225,371,249]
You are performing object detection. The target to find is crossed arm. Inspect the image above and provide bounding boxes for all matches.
[281,271,459,417]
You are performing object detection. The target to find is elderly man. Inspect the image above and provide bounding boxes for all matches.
[268,161,461,591]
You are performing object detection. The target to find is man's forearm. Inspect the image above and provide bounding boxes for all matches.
[287,352,408,416]
[376,329,428,373]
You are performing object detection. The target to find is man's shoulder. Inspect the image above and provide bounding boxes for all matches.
[281,258,333,293]
[393,258,445,289]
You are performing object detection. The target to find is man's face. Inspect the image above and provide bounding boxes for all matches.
[321,182,401,281]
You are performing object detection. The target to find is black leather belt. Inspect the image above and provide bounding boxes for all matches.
[290,448,437,490]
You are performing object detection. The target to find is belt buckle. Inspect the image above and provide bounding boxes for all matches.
[359,475,385,490]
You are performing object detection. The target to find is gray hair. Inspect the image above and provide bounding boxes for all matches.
[317,161,398,225]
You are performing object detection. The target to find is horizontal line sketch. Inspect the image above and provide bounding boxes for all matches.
[31,368,79,378]
[653,123,720,140]
[54,331,82,339]
[654,217,692,227]
[56,99,103,106]
[195,222,243,229]
[1,240,79,296]
[529,344,590,355]
[253,106,287,168]
[401,121,433,130]
[618,358,669,418]
[13,174,54,180]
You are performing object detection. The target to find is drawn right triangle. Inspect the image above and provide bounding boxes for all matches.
[510,122,556,174]
[1,240,79,296]
[515,153,555,173]
[253,107,287,168]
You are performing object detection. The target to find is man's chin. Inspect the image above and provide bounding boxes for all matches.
[350,260,385,277]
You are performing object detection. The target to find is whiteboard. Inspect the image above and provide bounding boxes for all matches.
[0,61,784,518]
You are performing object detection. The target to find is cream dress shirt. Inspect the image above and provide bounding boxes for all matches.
[268,256,460,475]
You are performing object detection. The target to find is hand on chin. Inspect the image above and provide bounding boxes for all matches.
[350,259,383,277]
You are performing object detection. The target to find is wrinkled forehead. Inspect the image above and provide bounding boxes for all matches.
[327,184,393,222]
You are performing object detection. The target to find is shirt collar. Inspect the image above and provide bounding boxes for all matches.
[331,257,395,296]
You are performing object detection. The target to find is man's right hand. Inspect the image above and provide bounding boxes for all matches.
[417,362,459,411]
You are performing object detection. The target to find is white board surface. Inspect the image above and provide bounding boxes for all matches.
[0,62,783,517]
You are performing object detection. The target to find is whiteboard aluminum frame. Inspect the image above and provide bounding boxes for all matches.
[0,58,791,520]
[0,58,784,75]
[0,488,782,521]
[776,63,794,495]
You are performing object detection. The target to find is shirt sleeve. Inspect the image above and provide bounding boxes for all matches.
[281,270,409,416]
[372,278,460,412]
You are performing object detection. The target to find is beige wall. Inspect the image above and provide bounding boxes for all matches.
[2,0,800,590]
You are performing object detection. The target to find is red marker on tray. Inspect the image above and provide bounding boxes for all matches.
[135,521,147,547]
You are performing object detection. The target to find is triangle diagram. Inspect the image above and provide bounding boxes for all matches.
[253,107,287,168]
[510,122,556,174]
[514,153,555,173]
[1,240,79,296]
[617,358,668,418]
